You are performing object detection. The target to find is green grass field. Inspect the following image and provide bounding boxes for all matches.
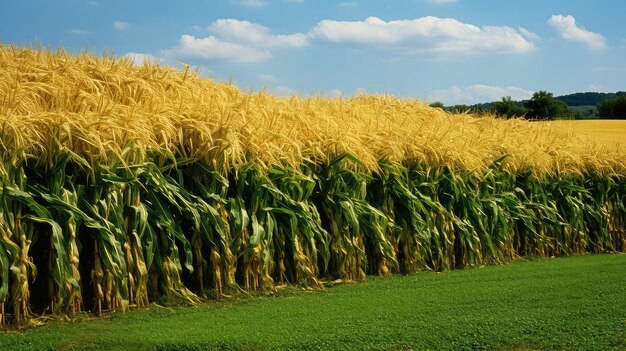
[1,254,624,351]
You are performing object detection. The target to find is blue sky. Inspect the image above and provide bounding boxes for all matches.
[2,0,625,104]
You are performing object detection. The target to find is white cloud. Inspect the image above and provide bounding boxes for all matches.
[258,74,279,82]
[327,89,344,97]
[233,0,267,8]
[310,16,536,54]
[194,66,214,77]
[161,35,272,63]
[123,53,161,65]
[354,87,368,95]
[208,19,309,49]
[587,84,604,92]
[426,0,457,4]
[428,84,533,105]
[113,21,129,30]
[157,16,536,65]
[548,15,606,49]
[190,25,203,32]
[70,29,92,35]
[519,27,539,41]
[162,19,308,64]
[272,85,295,96]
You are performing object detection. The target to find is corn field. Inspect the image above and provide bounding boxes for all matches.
[0,45,625,326]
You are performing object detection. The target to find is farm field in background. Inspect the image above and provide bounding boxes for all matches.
[1,254,624,351]
[550,119,626,146]
[0,46,625,340]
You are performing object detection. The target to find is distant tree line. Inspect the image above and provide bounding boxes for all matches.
[556,91,626,106]
[598,95,626,119]
[430,91,626,120]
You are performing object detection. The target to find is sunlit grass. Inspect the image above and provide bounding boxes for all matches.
[1,254,624,350]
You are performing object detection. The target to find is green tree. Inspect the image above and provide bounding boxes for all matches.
[429,102,445,110]
[492,96,527,118]
[450,104,470,113]
[597,95,626,119]
[524,91,568,120]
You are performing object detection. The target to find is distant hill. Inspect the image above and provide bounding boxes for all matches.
[438,91,625,119]
[555,92,626,106]
[448,92,626,111]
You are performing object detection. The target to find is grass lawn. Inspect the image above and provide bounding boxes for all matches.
[1,254,624,351]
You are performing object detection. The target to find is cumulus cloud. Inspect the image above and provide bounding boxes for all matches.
[310,16,536,54]
[208,19,309,49]
[519,27,539,41]
[161,35,272,63]
[354,88,368,96]
[327,89,344,97]
[159,16,536,64]
[272,86,295,96]
[113,21,129,30]
[161,19,308,63]
[195,66,214,77]
[548,15,606,49]
[428,84,533,105]
[123,53,161,65]
[587,84,604,92]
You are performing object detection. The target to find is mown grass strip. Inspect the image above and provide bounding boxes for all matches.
[1,254,624,351]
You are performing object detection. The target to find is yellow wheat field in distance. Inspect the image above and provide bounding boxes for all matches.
[1,45,625,177]
[549,119,626,147]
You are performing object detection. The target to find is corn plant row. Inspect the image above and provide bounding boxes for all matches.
[0,149,624,327]
[1,46,625,326]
